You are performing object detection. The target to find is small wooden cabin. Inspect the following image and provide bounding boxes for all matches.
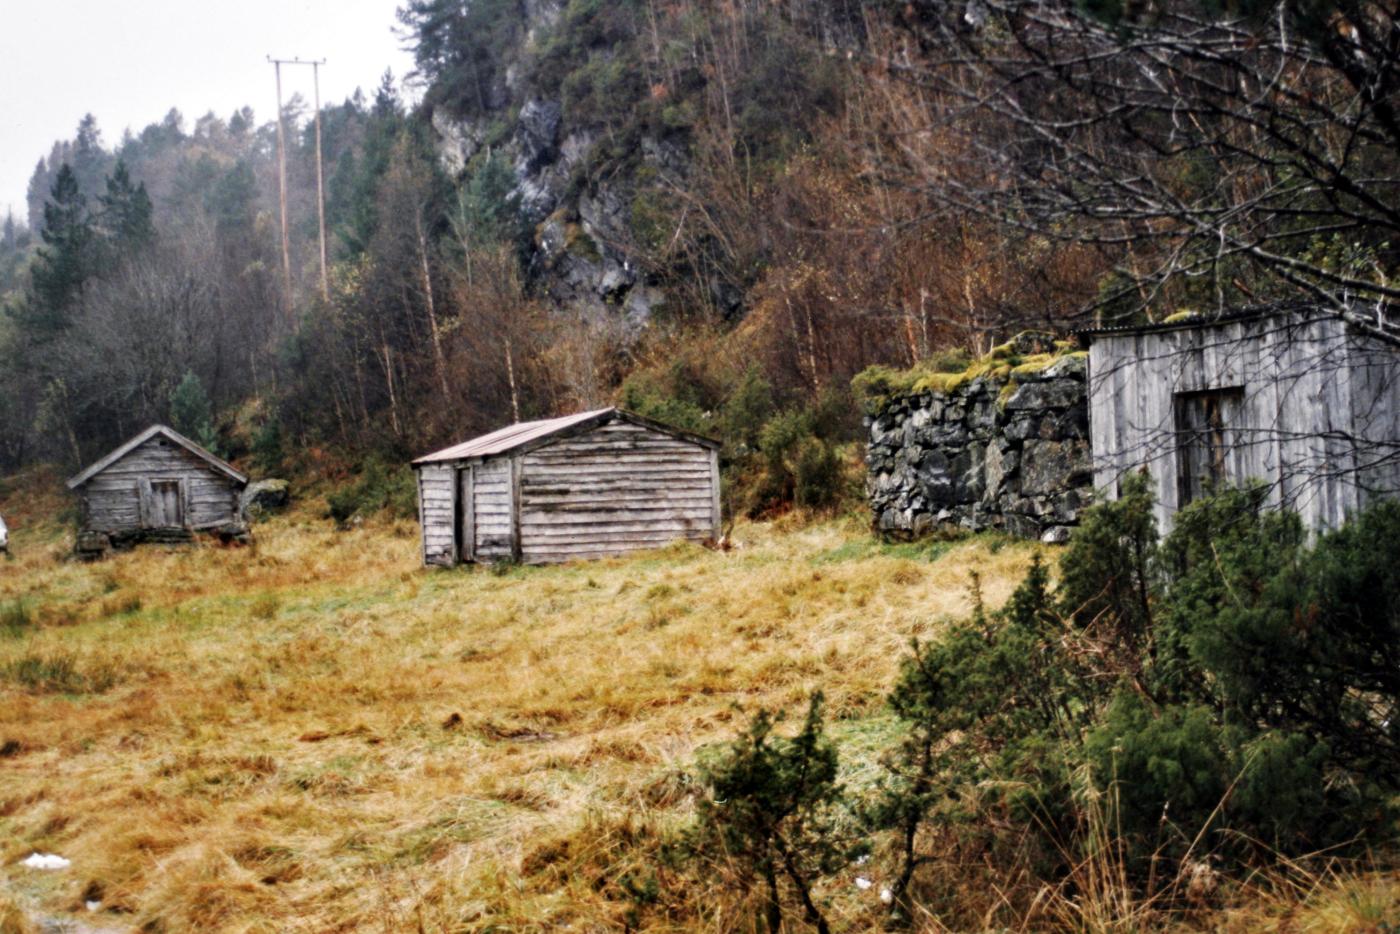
[413,408,721,566]
[66,425,248,543]
[1082,305,1400,533]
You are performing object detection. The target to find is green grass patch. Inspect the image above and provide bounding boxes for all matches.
[1,598,32,637]
[4,651,119,694]
[811,537,959,565]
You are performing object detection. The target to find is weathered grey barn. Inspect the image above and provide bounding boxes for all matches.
[413,407,721,566]
[67,425,249,549]
[1082,305,1400,533]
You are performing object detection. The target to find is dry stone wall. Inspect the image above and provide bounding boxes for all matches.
[865,353,1093,542]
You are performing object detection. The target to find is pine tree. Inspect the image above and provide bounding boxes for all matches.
[71,113,110,197]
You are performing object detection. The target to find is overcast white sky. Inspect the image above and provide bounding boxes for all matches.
[0,0,418,223]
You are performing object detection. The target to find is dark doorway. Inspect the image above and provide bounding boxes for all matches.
[1175,388,1244,506]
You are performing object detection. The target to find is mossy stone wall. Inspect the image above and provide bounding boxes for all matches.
[865,352,1092,542]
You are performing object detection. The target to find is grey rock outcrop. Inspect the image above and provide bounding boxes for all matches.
[426,0,682,334]
[866,353,1092,542]
[240,479,290,521]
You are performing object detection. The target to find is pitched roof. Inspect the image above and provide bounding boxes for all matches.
[66,425,249,489]
[412,407,720,465]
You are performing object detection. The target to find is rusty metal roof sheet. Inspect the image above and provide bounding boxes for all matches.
[412,408,616,464]
[412,407,721,465]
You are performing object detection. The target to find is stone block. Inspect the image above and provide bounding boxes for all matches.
[1005,414,1041,441]
[1004,378,1084,412]
[1042,353,1087,381]
[916,449,955,507]
[1021,440,1091,495]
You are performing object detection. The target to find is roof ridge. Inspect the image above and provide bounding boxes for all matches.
[66,424,249,489]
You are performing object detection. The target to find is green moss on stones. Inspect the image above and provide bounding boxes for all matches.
[851,333,1081,414]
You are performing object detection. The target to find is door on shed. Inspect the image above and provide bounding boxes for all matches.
[1175,388,1244,507]
[455,467,474,562]
[144,479,185,528]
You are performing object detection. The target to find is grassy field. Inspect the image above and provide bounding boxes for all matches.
[1,471,1395,933]
[0,468,1041,932]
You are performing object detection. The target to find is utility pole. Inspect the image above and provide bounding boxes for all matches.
[267,56,330,311]
[312,61,328,302]
[269,56,293,315]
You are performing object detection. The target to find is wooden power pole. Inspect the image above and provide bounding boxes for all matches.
[312,61,328,302]
[267,55,330,310]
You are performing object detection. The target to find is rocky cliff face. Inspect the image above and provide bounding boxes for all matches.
[865,352,1093,542]
[428,0,680,332]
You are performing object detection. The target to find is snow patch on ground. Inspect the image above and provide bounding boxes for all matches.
[21,852,70,870]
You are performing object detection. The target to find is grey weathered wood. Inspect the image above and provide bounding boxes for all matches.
[413,408,722,566]
[71,426,246,539]
[709,447,721,538]
[1087,308,1400,534]
[510,454,523,562]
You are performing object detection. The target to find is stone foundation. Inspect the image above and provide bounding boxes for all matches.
[865,352,1093,542]
[73,523,250,560]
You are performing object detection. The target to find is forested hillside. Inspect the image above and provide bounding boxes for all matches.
[2,0,1395,508]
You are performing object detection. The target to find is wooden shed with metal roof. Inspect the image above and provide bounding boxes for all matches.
[412,408,721,566]
[66,424,249,547]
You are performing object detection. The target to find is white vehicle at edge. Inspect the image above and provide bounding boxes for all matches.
[0,513,7,552]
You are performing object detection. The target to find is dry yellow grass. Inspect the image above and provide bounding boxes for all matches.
[1,477,1395,933]
[0,477,1039,932]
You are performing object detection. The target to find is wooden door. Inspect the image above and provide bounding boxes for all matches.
[149,480,184,528]
[1175,388,1243,506]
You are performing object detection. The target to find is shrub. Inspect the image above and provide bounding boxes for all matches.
[869,483,1400,910]
[685,695,853,934]
[326,457,418,526]
[750,389,855,516]
[251,417,285,474]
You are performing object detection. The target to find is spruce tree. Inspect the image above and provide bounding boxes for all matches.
[98,161,156,257]
[169,371,218,453]
[22,165,95,333]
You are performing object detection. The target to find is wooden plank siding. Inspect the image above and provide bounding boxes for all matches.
[80,435,241,534]
[518,422,716,563]
[418,463,457,567]
[1088,310,1398,534]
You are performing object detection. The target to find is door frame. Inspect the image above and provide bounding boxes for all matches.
[455,465,475,564]
[139,477,188,529]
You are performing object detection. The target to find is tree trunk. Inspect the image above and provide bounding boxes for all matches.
[504,337,521,423]
[416,208,451,401]
[378,336,402,439]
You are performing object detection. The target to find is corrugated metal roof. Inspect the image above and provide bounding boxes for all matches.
[412,408,616,464]
[1075,302,1400,348]
[1075,303,1311,341]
